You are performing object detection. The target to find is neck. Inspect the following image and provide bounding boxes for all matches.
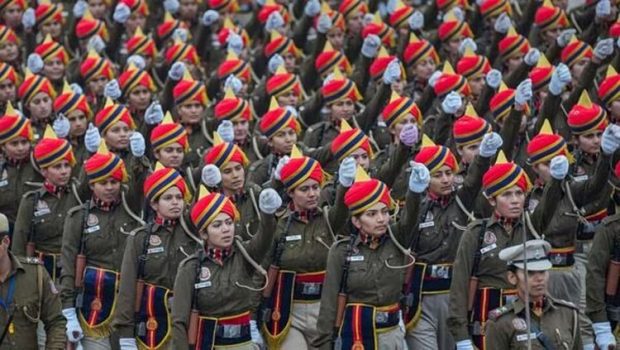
[223,187,241,198]
[0,253,11,282]
[518,290,544,305]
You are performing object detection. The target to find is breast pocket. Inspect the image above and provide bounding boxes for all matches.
[14,297,41,328]
[347,258,370,291]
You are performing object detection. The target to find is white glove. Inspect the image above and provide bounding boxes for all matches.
[409,162,430,193]
[548,63,571,96]
[386,0,398,14]
[556,29,577,47]
[224,75,243,94]
[596,0,611,19]
[338,157,357,187]
[70,83,84,95]
[217,120,235,143]
[201,164,222,187]
[202,10,220,26]
[399,123,419,147]
[164,0,180,14]
[227,33,244,55]
[317,13,332,34]
[268,53,284,74]
[21,8,35,29]
[273,156,289,181]
[26,53,43,74]
[250,320,265,347]
[383,58,402,85]
[593,322,617,350]
[493,12,512,34]
[362,13,374,26]
[601,124,620,155]
[304,0,321,17]
[459,38,477,55]
[256,0,265,6]
[361,34,381,58]
[595,38,615,61]
[524,48,540,66]
[259,188,282,214]
[550,155,569,180]
[285,105,299,117]
[85,123,101,153]
[113,3,131,23]
[53,114,71,138]
[129,132,146,157]
[265,11,285,32]
[144,101,164,125]
[441,91,462,114]
[73,0,88,17]
[103,79,122,100]
[87,35,106,54]
[479,132,503,158]
[486,69,503,88]
[408,10,424,30]
[119,337,138,350]
[126,55,146,70]
[617,37,620,49]
[456,339,474,350]
[168,62,186,81]
[428,70,442,88]
[62,308,84,343]
[514,79,533,107]
[172,28,189,43]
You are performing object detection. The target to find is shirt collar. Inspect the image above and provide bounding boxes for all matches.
[91,195,120,212]
[205,246,233,266]
[43,181,68,196]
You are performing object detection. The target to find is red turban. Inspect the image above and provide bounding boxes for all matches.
[84,144,128,183]
[280,154,324,190]
[34,129,76,169]
[191,190,240,231]
[144,166,191,203]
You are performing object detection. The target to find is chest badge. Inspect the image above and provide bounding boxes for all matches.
[512,317,527,331]
[200,267,211,281]
[87,214,99,227]
[149,235,162,246]
[483,231,497,245]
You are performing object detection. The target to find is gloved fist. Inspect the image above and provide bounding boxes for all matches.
[265,11,285,32]
[201,164,222,187]
[202,10,220,26]
[382,58,401,85]
[408,10,424,30]
[399,123,419,147]
[164,0,180,14]
[485,69,503,88]
[119,338,138,350]
[224,75,243,94]
[338,157,357,187]
[361,34,381,58]
[250,320,265,348]
[409,162,430,193]
[85,123,101,153]
[455,339,474,350]
[129,132,146,157]
[274,156,290,181]
[304,0,321,17]
[27,53,43,74]
[596,0,611,19]
[441,91,462,114]
[514,79,533,107]
[285,105,299,116]
[524,48,540,66]
[144,101,164,125]
[104,79,122,100]
[601,124,620,155]
[70,83,84,95]
[259,188,282,214]
[217,120,235,143]
[268,54,284,74]
[317,13,333,34]
[556,29,577,47]
[227,33,244,55]
[595,38,615,61]
[168,62,186,81]
[126,55,146,70]
[362,13,374,26]
[53,114,71,138]
[21,8,35,29]
[479,132,503,158]
[550,155,569,180]
[428,70,442,88]
[548,63,571,96]
[73,0,88,17]
[113,3,131,23]
[459,38,477,55]
[62,308,84,343]
[87,35,106,54]
[493,12,512,34]
[172,28,189,43]
[593,322,617,350]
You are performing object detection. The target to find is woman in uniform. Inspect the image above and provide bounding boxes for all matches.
[17,69,57,141]
[171,185,281,349]
[52,82,92,169]
[114,164,201,350]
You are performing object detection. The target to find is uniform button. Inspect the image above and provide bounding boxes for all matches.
[58,214,62,217]
[443,242,448,246]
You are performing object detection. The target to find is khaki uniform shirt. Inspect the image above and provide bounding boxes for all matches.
[0,160,43,224]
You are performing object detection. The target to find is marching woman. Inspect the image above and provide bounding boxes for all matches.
[17,69,57,141]
[52,82,93,168]
[171,186,281,349]
[59,142,143,349]
[313,162,428,349]
[114,164,201,350]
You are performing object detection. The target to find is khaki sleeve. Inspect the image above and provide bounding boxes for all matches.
[313,244,345,349]
[586,223,615,322]
[244,213,277,263]
[113,233,143,338]
[396,191,422,248]
[483,318,510,349]
[59,209,83,309]
[457,155,491,210]
[12,194,34,257]
[39,266,67,350]
[375,143,410,188]
[171,258,197,349]
[328,185,350,234]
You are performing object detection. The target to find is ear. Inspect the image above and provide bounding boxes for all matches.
[487,196,497,207]
[1,235,10,247]
[507,270,518,286]
[150,200,159,213]
[351,216,362,230]
[153,150,161,160]
[456,146,464,156]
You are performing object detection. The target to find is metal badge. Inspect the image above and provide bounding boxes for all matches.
[223,325,241,339]
[200,267,211,281]
[512,318,527,331]
[483,231,496,245]
[87,214,98,227]
[149,235,162,246]
[302,283,321,296]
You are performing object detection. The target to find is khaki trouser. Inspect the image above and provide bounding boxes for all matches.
[405,293,454,350]
[280,301,321,350]
[378,325,406,349]
[214,342,260,350]
[82,336,112,350]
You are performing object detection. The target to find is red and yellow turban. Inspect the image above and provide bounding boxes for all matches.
[157,12,187,42]
[267,66,303,98]
[315,42,352,76]
[95,98,136,134]
[369,48,403,81]
[0,102,32,144]
[321,68,362,105]
[362,13,396,48]
[403,33,440,67]
[381,91,422,128]
[528,54,553,92]
[84,143,128,183]
[567,91,608,135]
[264,31,301,59]
[534,0,568,32]
[35,34,69,64]
[53,83,92,119]
[438,12,473,42]
[561,37,592,68]
[480,0,511,18]
[610,19,620,38]
[0,0,25,12]
[120,0,149,16]
[330,119,373,161]
[457,48,491,79]
[126,27,157,59]
[144,165,191,203]
[498,27,530,61]
[18,70,56,105]
[280,149,325,190]
[150,112,189,153]
[436,0,468,11]
[0,25,18,45]
[173,70,208,106]
[118,64,156,96]
[453,108,491,147]
[165,40,200,66]
[598,65,620,107]
[217,51,252,82]
[204,133,249,168]
[76,10,109,41]
[389,2,414,28]
[214,89,252,121]
[258,1,290,24]
[217,18,250,48]
[80,50,115,83]
[339,0,368,19]
[35,0,63,27]
[489,82,527,121]
[344,167,394,215]
[414,136,459,174]
[191,188,240,231]
[483,153,532,197]
[615,160,620,180]
[34,127,76,169]
[433,63,470,97]
[0,61,19,85]
[314,7,345,31]
[208,0,239,12]
[527,121,572,165]
[259,98,301,138]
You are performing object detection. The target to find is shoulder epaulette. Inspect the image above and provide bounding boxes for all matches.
[553,298,578,310]
[179,253,200,268]
[18,256,42,265]
[128,225,148,237]
[488,304,514,321]
[67,203,87,216]
[21,187,44,199]
[466,218,486,230]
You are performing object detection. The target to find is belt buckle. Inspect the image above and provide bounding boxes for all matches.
[578,241,592,254]
[222,324,241,339]
[302,282,321,296]
[431,265,450,279]
[375,311,388,324]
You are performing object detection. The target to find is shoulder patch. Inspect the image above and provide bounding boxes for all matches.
[466,219,485,230]
[488,304,514,321]
[21,188,44,199]
[128,226,148,237]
